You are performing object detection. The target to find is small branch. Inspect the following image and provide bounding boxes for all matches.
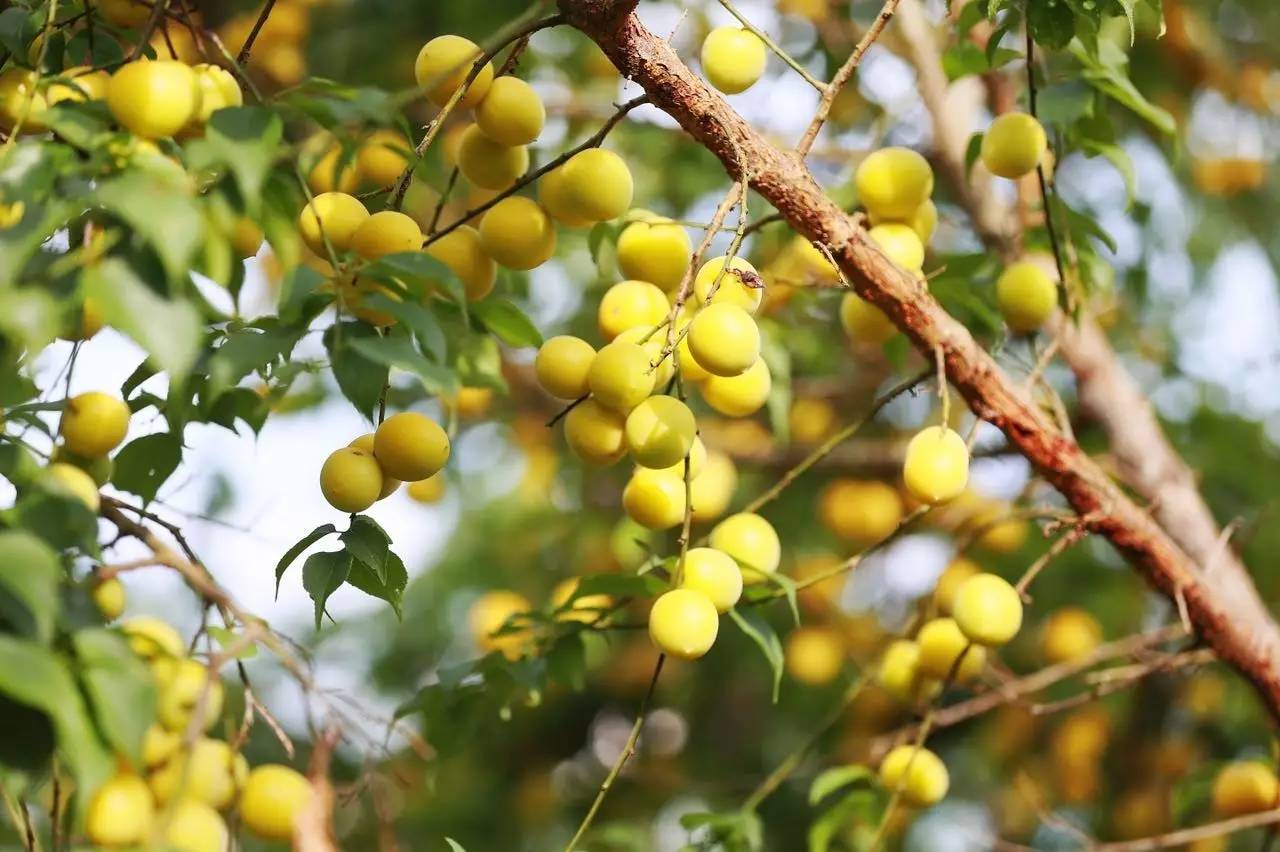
[129,0,171,62]
[545,394,588,428]
[236,0,279,64]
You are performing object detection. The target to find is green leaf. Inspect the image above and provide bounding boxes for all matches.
[202,107,284,204]
[809,765,874,805]
[809,790,884,852]
[445,839,467,852]
[363,251,465,309]
[323,322,390,421]
[360,296,447,361]
[0,531,60,643]
[73,629,156,767]
[302,550,351,630]
[206,626,259,660]
[763,572,800,626]
[350,334,457,397]
[0,8,35,59]
[110,433,183,503]
[207,325,306,396]
[347,549,407,617]
[1080,138,1137,206]
[341,515,391,583]
[1027,0,1075,49]
[728,608,785,703]
[83,259,203,379]
[964,133,984,180]
[1069,40,1176,136]
[546,633,586,690]
[571,573,667,600]
[276,524,338,597]
[94,172,203,284]
[471,298,542,349]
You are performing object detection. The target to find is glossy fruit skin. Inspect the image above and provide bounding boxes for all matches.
[840,293,896,346]
[868,223,925,273]
[623,468,687,529]
[818,479,903,546]
[870,198,938,244]
[878,638,933,703]
[158,658,225,732]
[785,626,845,685]
[933,557,980,614]
[426,225,496,301]
[879,745,950,807]
[0,70,49,133]
[1040,607,1102,665]
[981,111,1047,179]
[106,61,201,139]
[122,616,184,662]
[299,191,369,256]
[694,254,762,312]
[407,473,446,503]
[648,588,720,660]
[688,302,760,377]
[86,774,154,846]
[996,261,1058,332]
[478,197,556,270]
[559,148,633,222]
[689,451,738,522]
[675,311,711,381]
[468,590,532,659]
[46,463,101,511]
[536,336,596,400]
[709,512,780,581]
[189,64,242,126]
[142,723,180,768]
[617,217,692,290]
[348,434,400,499]
[624,395,697,469]
[537,165,595,227]
[1212,762,1279,817]
[658,435,707,479]
[163,799,229,852]
[457,123,528,190]
[598,279,669,341]
[700,27,767,94]
[149,737,248,808]
[356,129,411,187]
[92,577,125,620]
[308,143,360,194]
[415,35,494,108]
[564,398,627,465]
[374,412,450,482]
[588,340,656,413]
[350,210,423,260]
[902,426,969,505]
[952,572,1023,647]
[60,391,130,457]
[856,147,934,220]
[475,75,545,146]
[916,617,986,682]
[319,446,384,513]
[700,357,771,418]
[240,764,314,841]
[614,325,675,389]
[678,547,743,612]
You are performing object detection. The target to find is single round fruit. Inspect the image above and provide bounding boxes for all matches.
[855,147,934,221]
[536,336,596,399]
[877,639,937,704]
[709,512,780,581]
[996,261,1058,332]
[648,588,719,660]
[86,774,154,846]
[952,573,1023,647]
[92,577,125,620]
[614,325,675,389]
[623,468,687,529]
[537,165,595,227]
[818,479,903,546]
[790,396,838,444]
[158,658,225,732]
[373,412,450,482]
[916,617,986,682]
[689,450,738,521]
[298,191,369,256]
[163,799,229,852]
[407,473,445,504]
[415,35,494,109]
[564,398,627,465]
[658,435,707,479]
[785,626,845,686]
[678,547,743,612]
[319,446,384,513]
[425,224,496,301]
[106,61,200,139]
[468,590,532,659]
[475,75,545,146]
[350,210,423,260]
[700,27,767,94]
[558,148,633,222]
[868,223,925,273]
[700,358,771,418]
[188,63,242,126]
[869,198,938,244]
[617,216,692,290]
[307,143,359,194]
[981,112,1048,179]
[598,279,668,341]
[142,724,180,768]
[46,462,100,511]
[624,395,697,469]
[694,255,762,312]
[1040,607,1103,665]
[0,70,49,133]
[356,129,411,187]
[447,387,493,420]
[840,292,896,346]
[588,340,656,413]
[688,302,760,377]
[787,235,840,285]
[348,434,400,499]
[60,391,129,457]
[1212,762,1279,817]
[457,123,529,190]
[903,426,969,505]
[933,557,980,614]
[478,197,556,270]
[149,737,248,808]
[879,745,950,808]
[240,764,313,842]
[121,616,184,662]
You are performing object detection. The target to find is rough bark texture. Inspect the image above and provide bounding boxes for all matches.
[558,0,1280,716]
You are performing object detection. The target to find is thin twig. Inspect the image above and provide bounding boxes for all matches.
[236,0,279,64]
[716,0,826,92]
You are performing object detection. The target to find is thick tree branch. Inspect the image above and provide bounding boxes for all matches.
[558,0,1280,716]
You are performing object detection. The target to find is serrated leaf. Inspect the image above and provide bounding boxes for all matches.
[275,523,337,597]
[341,515,391,583]
[809,765,874,805]
[83,259,202,379]
[471,298,542,349]
[729,608,785,703]
[110,433,183,503]
[302,550,350,630]
[0,531,60,643]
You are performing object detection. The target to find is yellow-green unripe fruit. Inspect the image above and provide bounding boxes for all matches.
[840,293,896,346]
[648,588,719,660]
[709,511,780,581]
[374,412,450,481]
[92,577,126,620]
[700,358,771,417]
[1211,762,1279,817]
[688,302,761,377]
[870,198,938,244]
[350,210,423,260]
[877,639,936,704]
[558,148,633,222]
[981,112,1047,179]
[700,27,767,95]
[916,617,986,682]
[952,572,1023,646]
[148,736,248,808]
[157,658,224,732]
[106,60,201,139]
[617,216,692,290]
[598,279,669,341]
[588,340,656,413]
[855,146,935,220]
[475,76,545,146]
[677,547,742,612]
[240,764,314,841]
[163,800,229,852]
[320,447,383,514]
[478,197,556,270]
[456,123,528,190]
[996,261,1058,332]
[902,425,969,505]
[624,395,697,469]
[45,463,101,512]
[623,468,686,529]
[564,398,626,465]
[415,35,493,109]
[59,391,130,457]
[86,774,154,846]
[694,254,762,312]
[868,223,925,273]
[536,336,596,399]
[298,191,369,256]
[879,745,950,808]
[426,224,497,301]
